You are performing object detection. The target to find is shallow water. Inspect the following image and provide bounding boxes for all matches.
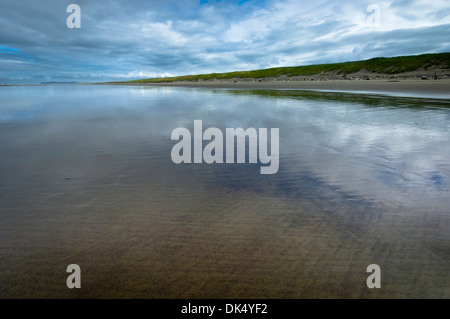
[0,85,449,298]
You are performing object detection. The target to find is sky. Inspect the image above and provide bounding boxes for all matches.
[0,0,449,83]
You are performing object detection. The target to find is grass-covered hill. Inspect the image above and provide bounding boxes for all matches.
[113,52,450,84]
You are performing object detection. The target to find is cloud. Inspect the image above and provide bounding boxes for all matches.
[0,0,449,83]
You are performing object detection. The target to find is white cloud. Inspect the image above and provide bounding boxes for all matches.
[138,21,188,46]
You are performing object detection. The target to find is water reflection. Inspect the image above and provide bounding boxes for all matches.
[0,85,449,298]
[1,85,449,210]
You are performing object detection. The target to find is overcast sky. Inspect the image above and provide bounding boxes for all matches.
[0,0,449,83]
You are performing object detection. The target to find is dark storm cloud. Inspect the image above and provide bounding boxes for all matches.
[0,0,449,83]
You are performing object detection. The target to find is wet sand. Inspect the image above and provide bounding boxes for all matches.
[135,79,450,98]
[0,85,448,299]
[1,166,448,298]
[1,156,448,299]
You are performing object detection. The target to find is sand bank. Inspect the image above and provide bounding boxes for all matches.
[134,79,450,99]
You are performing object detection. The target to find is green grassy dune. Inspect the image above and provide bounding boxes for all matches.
[114,52,450,84]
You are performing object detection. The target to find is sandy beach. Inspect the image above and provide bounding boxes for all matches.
[0,85,449,298]
[130,79,450,98]
[2,0,449,304]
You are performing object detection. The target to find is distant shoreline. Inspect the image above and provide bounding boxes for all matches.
[2,79,450,99]
[114,79,450,99]
[103,52,450,98]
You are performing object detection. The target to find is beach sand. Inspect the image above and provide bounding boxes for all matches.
[0,85,448,299]
[0,83,448,299]
[135,79,450,98]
